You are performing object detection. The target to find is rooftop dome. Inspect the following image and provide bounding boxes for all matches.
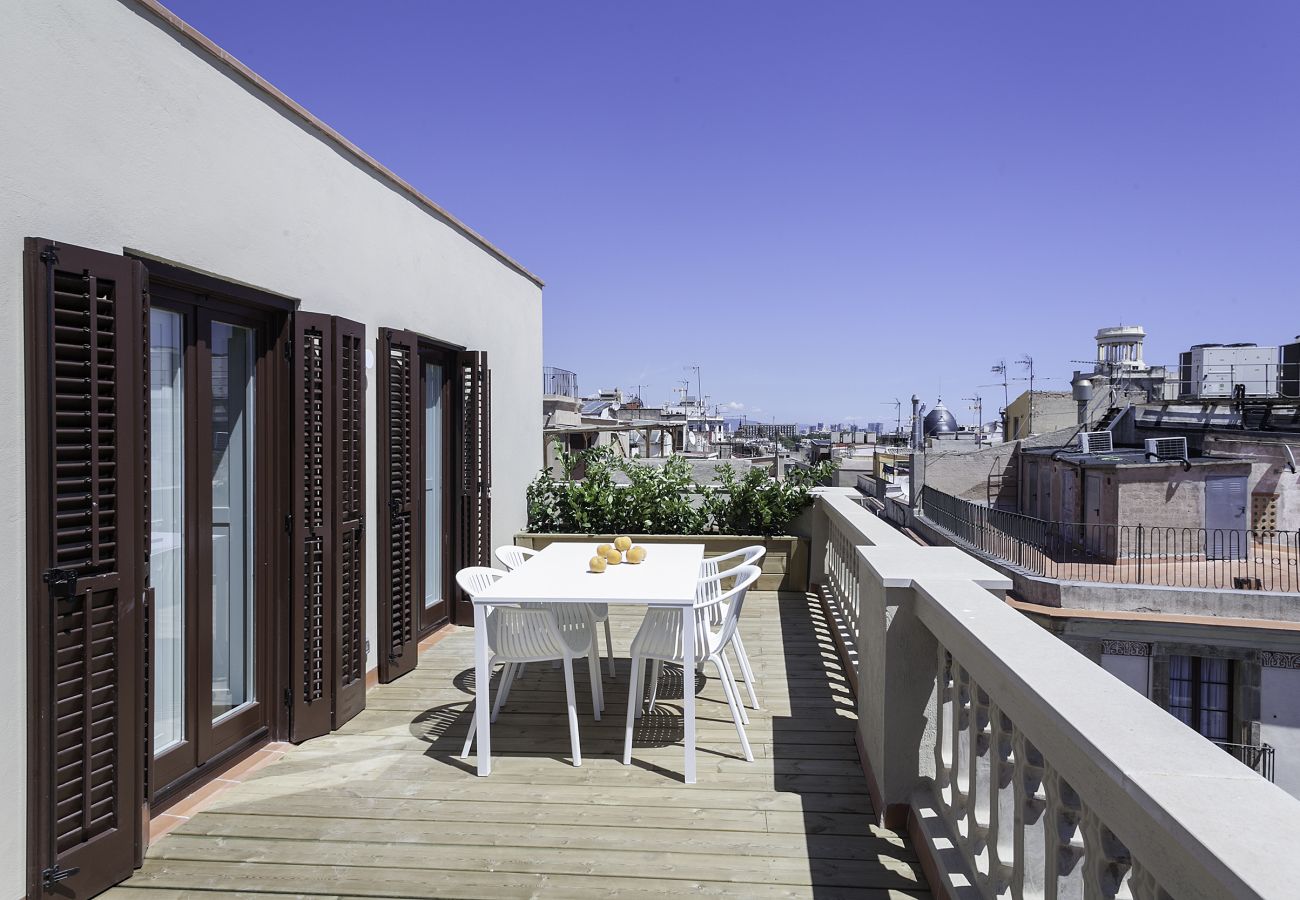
[923,399,958,436]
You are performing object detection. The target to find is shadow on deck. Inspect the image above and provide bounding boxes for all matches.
[110,592,930,898]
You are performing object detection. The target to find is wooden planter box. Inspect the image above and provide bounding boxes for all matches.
[514,532,809,593]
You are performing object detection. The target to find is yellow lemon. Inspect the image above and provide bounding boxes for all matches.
[589,555,607,573]
[604,549,622,565]
[614,536,632,552]
[596,543,613,557]
[628,546,646,564]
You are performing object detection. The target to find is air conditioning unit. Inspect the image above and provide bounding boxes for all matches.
[1079,431,1113,453]
[1145,436,1189,462]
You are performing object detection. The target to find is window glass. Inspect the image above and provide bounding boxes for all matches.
[150,308,186,752]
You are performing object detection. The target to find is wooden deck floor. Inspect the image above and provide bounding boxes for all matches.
[110,592,930,899]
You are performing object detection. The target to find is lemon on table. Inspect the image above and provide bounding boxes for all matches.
[627,546,646,564]
[604,547,622,565]
[589,555,607,573]
[614,536,632,552]
[596,543,613,557]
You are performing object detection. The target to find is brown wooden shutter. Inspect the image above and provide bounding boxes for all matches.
[289,313,334,741]
[378,329,419,682]
[454,350,491,622]
[23,238,145,897]
[332,317,367,726]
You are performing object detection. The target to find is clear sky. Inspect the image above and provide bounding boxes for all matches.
[162,1,1300,426]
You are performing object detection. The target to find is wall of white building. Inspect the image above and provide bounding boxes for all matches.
[1261,667,1300,801]
[0,0,543,890]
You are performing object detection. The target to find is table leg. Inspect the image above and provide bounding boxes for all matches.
[474,603,492,776]
[681,604,696,784]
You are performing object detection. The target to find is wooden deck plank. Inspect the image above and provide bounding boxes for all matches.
[108,592,929,898]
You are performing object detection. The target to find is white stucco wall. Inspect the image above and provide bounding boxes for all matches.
[1101,653,1150,697]
[0,0,542,889]
[1261,667,1300,801]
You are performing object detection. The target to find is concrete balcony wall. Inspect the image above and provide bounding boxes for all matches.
[813,488,1300,900]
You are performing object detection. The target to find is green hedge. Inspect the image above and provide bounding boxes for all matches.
[526,446,835,537]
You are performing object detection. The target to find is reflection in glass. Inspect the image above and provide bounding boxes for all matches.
[424,363,444,609]
[150,309,186,753]
[211,322,256,719]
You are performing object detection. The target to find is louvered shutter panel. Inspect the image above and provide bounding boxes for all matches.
[455,351,491,622]
[332,317,367,726]
[23,239,144,897]
[378,329,419,682]
[289,313,334,741]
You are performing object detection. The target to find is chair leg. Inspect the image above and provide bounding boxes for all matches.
[460,700,477,758]
[719,655,749,726]
[732,631,760,710]
[633,656,646,720]
[646,659,662,712]
[563,657,582,767]
[714,658,753,762]
[591,641,605,711]
[604,618,616,679]
[491,663,516,724]
[623,653,643,764]
[587,648,603,721]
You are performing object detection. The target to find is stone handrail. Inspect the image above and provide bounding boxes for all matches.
[811,489,1300,900]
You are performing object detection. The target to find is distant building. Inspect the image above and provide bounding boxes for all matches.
[736,422,797,439]
[1002,390,1076,440]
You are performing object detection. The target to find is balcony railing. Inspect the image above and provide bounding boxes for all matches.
[810,489,1300,899]
[542,366,578,398]
[1214,740,1277,783]
[918,485,1300,593]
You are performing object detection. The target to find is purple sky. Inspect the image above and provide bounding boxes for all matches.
[162,1,1300,426]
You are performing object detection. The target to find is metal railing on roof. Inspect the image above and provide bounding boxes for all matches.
[542,366,578,398]
[918,485,1300,593]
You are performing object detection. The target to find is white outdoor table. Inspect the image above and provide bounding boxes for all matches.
[472,541,706,783]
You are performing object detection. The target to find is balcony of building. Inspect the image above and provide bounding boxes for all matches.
[112,491,1300,899]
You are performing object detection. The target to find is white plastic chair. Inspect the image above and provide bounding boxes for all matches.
[496,545,616,679]
[700,546,766,710]
[622,564,763,765]
[456,566,602,766]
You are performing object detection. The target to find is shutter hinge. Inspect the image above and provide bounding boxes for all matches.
[42,864,80,887]
[389,498,402,516]
[284,339,293,362]
[284,513,293,535]
[43,567,79,600]
[39,244,59,266]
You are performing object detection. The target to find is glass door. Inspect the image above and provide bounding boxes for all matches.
[417,352,452,634]
[149,297,273,795]
[209,321,257,723]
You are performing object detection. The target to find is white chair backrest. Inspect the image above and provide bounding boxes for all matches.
[456,566,503,598]
[496,545,538,571]
[708,564,761,650]
[699,545,766,579]
[456,565,573,661]
[700,546,765,623]
[689,564,761,654]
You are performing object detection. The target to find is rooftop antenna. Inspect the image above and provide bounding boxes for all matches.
[991,360,1009,415]
[964,394,983,446]
[1017,354,1035,435]
[882,398,902,436]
